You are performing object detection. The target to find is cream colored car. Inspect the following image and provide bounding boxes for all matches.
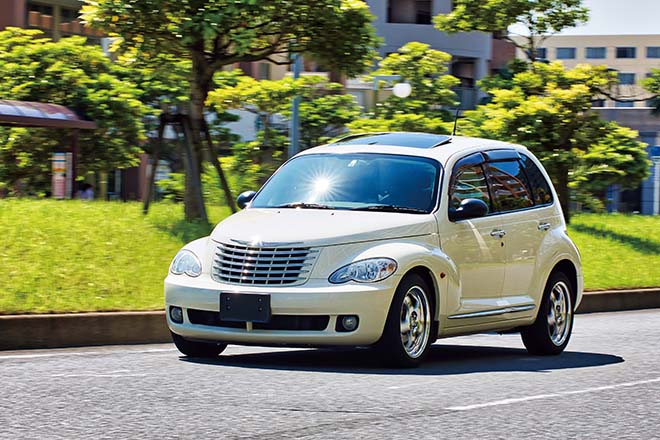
[165,132,582,367]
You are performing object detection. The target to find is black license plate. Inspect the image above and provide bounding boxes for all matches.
[219,293,271,323]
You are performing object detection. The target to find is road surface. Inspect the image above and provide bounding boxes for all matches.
[1,309,659,439]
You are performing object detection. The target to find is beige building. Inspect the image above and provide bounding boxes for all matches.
[512,34,660,108]
[511,32,660,214]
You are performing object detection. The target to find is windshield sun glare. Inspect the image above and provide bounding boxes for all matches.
[251,153,441,213]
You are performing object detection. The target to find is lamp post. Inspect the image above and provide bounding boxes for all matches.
[288,51,303,159]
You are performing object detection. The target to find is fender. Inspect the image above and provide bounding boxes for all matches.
[340,239,461,325]
[533,228,583,309]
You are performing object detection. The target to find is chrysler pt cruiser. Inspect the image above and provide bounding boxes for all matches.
[165,132,582,367]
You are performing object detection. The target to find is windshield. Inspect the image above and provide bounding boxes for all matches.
[250,153,441,213]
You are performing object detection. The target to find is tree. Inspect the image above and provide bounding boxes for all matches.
[208,74,361,185]
[209,74,298,150]
[434,0,589,61]
[347,113,451,135]
[83,0,379,221]
[345,42,457,137]
[643,69,660,114]
[460,61,650,221]
[0,28,146,194]
[282,77,361,149]
[371,42,458,117]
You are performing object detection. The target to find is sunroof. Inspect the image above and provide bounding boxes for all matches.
[331,132,451,149]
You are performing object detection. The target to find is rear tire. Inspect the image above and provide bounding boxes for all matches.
[377,274,434,368]
[521,272,574,355]
[171,332,227,358]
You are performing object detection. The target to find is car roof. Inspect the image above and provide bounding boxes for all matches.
[296,132,527,164]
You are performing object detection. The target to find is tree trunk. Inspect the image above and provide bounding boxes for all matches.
[184,52,211,222]
[202,121,238,213]
[557,165,571,224]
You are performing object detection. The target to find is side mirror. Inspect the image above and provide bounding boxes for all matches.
[448,198,489,222]
[236,190,257,209]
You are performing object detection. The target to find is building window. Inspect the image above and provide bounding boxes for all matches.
[618,73,636,85]
[592,99,606,107]
[556,47,576,59]
[585,47,607,59]
[27,2,53,16]
[615,100,635,108]
[616,47,636,58]
[535,48,547,59]
[647,47,660,58]
[387,0,432,24]
[61,8,78,22]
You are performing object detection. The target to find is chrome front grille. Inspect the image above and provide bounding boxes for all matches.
[212,242,319,285]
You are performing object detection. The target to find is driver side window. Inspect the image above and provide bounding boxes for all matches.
[449,165,491,210]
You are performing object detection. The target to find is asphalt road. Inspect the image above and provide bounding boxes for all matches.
[1,309,659,439]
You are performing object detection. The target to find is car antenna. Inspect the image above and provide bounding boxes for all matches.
[451,107,461,136]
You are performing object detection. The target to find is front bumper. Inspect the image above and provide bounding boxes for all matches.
[165,274,399,346]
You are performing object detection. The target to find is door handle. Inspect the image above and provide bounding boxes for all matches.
[490,229,506,239]
[538,222,551,232]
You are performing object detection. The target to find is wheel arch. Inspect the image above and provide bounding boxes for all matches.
[550,259,579,309]
[402,265,440,323]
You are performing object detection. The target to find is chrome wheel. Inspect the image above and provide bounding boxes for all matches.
[399,285,431,359]
[547,281,572,346]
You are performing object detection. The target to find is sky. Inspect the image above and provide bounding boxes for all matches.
[509,0,660,36]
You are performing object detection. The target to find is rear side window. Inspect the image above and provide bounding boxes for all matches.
[449,165,491,211]
[520,154,553,205]
[484,160,533,212]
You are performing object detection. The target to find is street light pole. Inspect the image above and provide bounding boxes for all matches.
[288,51,303,159]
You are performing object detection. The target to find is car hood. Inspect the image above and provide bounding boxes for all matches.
[210,208,437,247]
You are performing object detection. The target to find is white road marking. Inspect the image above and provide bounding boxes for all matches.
[0,347,176,361]
[50,373,149,378]
[446,377,660,411]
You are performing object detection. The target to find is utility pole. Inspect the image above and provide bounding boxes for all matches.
[288,52,303,158]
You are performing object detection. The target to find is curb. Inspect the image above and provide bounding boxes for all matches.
[577,288,660,314]
[1,289,659,351]
[0,311,170,351]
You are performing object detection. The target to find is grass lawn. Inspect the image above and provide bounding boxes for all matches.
[568,214,660,290]
[0,199,231,314]
[0,199,658,314]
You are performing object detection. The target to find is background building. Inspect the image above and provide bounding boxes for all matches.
[0,0,103,42]
[514,34,660,109]
[509,0,660,215]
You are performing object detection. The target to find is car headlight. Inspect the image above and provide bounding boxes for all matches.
[329,258,397,284]
[170,250,202,277]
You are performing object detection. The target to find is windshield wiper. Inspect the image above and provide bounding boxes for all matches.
[276,202,334,210]
[352,205,429,214]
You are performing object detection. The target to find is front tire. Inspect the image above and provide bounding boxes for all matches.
[521,272,574,355]
[171,332,227,358]
[377,274,434,368]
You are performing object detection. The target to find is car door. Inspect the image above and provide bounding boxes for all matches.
[482,151,552,313]
[440,153,507,322]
